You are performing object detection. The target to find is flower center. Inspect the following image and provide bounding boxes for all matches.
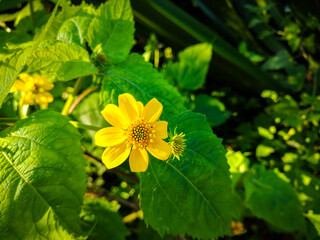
[132,124,149,143]
[126,121,154,149]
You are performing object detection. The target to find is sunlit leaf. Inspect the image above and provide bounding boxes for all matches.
[101,53,186,121]
[165,43,212,90]
[0,110,87,239]
[140,111,239,239]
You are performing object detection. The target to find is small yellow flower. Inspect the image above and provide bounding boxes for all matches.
[94,93,171,172]
[169,131,186,160]
[10,73,54,107]
[231,220,245,235]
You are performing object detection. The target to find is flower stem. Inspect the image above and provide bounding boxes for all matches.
[61,77,85,116]
[68,85,98,115]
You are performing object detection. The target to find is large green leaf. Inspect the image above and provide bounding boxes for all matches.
[0,110,87,239]
[87,0,135,64]
[27,40,98,81]
[82,197,130,240]
[140,111,239,239]
[243,165,306,232]
[101,53,186,121]
[165,43,212,90]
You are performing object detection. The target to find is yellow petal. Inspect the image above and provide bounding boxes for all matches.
[153,121,168,139]
[142,98,163,123]
[22,91,34,105]
[118,93,139,122]
[34,76,54,90]
[101,104,129,129]
[129,148,149,172]
[12,80,24,92]
[137,101,144,116]
[147,138,171,160]
[35,92,53,106]
[94,127,127,147]
[102,143,131,169]
[18,73,33,82]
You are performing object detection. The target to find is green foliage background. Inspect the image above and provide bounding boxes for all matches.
[0,0,319,239]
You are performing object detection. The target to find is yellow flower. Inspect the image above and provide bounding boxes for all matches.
[231,220,245,235]
[169,131,186,160]
[10,73,54,107]
[94,93,171,172]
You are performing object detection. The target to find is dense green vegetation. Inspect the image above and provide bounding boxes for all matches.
[0,0,319,239]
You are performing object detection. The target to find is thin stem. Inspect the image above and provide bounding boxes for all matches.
[61,77,85,116]
[68,86,98,114]
[154,49,159,68]
[0,118,18,122]
[29,0,35,31]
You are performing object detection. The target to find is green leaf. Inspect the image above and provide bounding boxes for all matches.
[165,43,212,90]
[256,144,275,158]
[44,3,85,40]
[0,1,60,107]
[101,53,186,121]
[0,48,31,107]
[27,40,98,81]
[305,211,320,236]
[57,9,95,46]
[257,126,274,140]
[81,197,130,240]
[87,0,135,64]
[193,94,231,127]
[140,111,239,239]
[244,166,306,232]
[0,110,87,239]
[262,50,294,71]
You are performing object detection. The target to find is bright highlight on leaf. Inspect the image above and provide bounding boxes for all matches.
[95,93,171,172]
[10,73,54,107]
[169,131,186,160]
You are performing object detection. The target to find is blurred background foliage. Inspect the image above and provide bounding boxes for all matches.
[1,0,320,239]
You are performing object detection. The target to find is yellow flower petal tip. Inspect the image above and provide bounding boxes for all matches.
[94,93,171,172]
[169,130,186,160]
[231,220,245,235]
[10,73,54,107]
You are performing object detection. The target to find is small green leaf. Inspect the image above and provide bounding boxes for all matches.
[0,110,87,239]
[256,144,275,157]
[82,197,130,240]
[101,53,186,121]
[257,126,274,140]
[165,43,212,90]
[262,50,294,71]
[305,211,320,236]
[87,0,135,64]
[193,94,231,127]
[244,166,306,232]
[140,111,239,239]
